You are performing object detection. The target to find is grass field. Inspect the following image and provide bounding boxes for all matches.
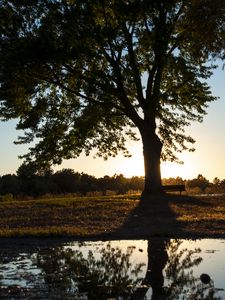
[0,194,225,239]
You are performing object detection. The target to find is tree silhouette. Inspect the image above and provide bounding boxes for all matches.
[1,1,225,195]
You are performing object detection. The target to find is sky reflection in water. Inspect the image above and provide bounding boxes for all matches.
[0,239,225,299]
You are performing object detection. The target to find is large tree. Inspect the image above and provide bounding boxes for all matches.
[0,0,225,195]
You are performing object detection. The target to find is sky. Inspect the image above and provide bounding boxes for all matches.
[0,67,224,181]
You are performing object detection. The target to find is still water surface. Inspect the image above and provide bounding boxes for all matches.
[0,238,225,299]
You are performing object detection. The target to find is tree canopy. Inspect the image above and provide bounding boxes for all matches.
[1,0,225,194]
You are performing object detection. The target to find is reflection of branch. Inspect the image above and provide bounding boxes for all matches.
[165,240,222,300]
[35,243,145,299]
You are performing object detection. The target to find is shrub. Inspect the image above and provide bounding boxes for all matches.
[0,193,14,202]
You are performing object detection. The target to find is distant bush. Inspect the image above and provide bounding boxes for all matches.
[186,187,202,194]
[0,193,14,202]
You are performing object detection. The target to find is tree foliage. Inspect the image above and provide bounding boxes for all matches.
[1,0,225,192]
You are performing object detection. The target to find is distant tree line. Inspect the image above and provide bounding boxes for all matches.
[0,163,225,199]
[163,174,225,194]
[0,163,144,199]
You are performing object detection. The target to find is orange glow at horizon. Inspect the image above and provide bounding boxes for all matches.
[113,148,196,179]
[161,161,195,179]
[55,144,209,180]
[118,160,195,179]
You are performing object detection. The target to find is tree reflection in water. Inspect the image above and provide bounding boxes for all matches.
[35,243,145,299]
[0,240,223,299]
[165,240,222,300]
[132,239,222,300]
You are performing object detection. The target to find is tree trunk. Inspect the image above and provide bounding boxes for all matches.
[141,130,163,196]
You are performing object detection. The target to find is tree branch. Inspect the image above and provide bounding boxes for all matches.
[40,68,127,116]
[122,22,146,109]
[101,48,143,127]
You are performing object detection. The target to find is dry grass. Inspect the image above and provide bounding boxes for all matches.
[0,195,139,237]
[0,194,225,238]
[170,195,225,237]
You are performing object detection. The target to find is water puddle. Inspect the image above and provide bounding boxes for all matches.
[0,238,225,299]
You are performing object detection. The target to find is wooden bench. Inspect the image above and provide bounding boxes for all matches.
[162,184,185,195]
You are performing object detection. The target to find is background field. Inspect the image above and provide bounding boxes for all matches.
[0,194,225,239]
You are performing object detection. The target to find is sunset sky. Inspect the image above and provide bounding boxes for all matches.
[0,66,224,181]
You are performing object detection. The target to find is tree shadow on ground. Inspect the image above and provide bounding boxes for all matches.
[110,194,224,240]
[112,194,185,239]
